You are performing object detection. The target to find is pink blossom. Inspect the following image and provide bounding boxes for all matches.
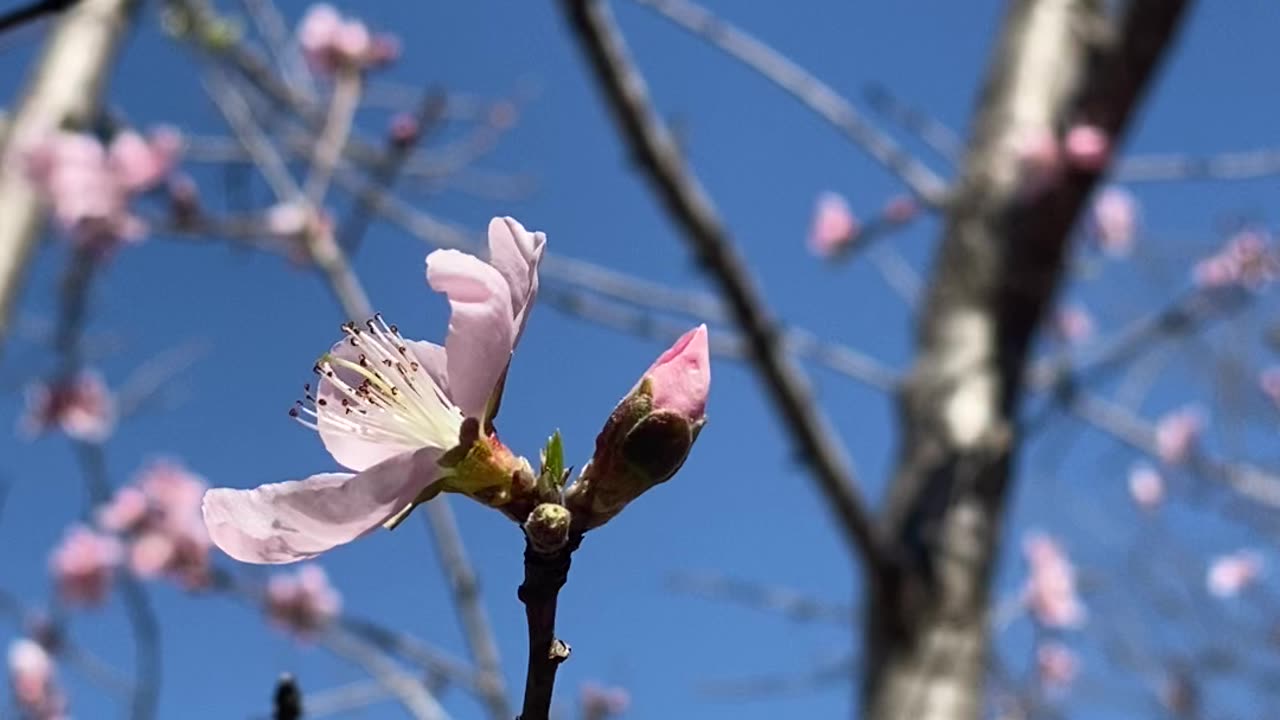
[20,370,116,443]
[106,127,182,194]
[265,201,313,239]
[48,525,121,607]
[265,564,342,636]
[297,4,398,75]
[99,460,212,588]
[1063,124,1110,171]
[1154,406,1203,465]
[203,217,546,563]
[808,192,859,257]
[1260,367,1280,407]
[1090,187,1138,257]
[1013,126,1061,195]
[1207,550,1263,598]
[581,682,631,720]
[881,195,918,224]
[1128,463,1164,511]
[1192,229,1277,290]
[1052,304,1094,344]
[1021,532,1086,629]
[23,128,179,250]
[1036,642,1079,691]
[388,112,421,146]
[8,638,65,719]
[643,325,710,422]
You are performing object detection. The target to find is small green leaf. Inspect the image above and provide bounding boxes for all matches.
[541,430,565,490]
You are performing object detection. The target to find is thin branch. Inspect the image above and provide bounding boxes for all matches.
[669,571,852,625]
[629,0,948,205]
[0,0,76,34]
[517,540,578,720]
[863,83,963,165]
[322,626,451,720]
[558,0,884,567]
[421,503,512,720]
[0,0,139,356]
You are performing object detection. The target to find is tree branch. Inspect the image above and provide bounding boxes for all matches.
[516,540,578,720]
[0,0,139,357]
[558,0,884,569]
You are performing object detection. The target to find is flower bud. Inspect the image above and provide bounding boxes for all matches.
[566,326,710,529]
[525,504,572,554]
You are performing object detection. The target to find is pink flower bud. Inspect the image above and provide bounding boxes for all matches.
[808,192,858,257]
[566,326,710,529]
[1154,406,1203,465]
[1207,550,1262,598]
[20,370,116,443]
[1128,463,1164,511]
[1193,229,1277,290]
[1064,124,1110,171]
[8,638,65,718]
[1021,532,1086,629]
[265,564,342,637]
[881,195,918,224]
[1052,304,1094,344]
[388,112,421,146]
[1013,126,1061,195]
[48,526,122,607]
[1090,187,1138,257]
[1036,642,1079,691]
[1260,367,1280,406]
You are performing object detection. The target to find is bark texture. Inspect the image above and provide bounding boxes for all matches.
[863,2,1192,719]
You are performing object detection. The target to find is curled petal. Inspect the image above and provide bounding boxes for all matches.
[203,448,440,564]
[487,216,546,337]
[426,249,516,421]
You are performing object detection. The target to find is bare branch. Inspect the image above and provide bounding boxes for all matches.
[558,0,884,568]
[0,0,139,355]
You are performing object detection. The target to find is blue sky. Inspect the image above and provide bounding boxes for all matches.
[2,1,1280,718]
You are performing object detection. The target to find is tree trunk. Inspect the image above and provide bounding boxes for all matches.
[0,0,139,355]
[862,1,1191,718]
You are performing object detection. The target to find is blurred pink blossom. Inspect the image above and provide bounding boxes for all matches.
[1036,642,1079,691]
[1192,229,1277,290]
[8,638,65,719]
[1260,367,1280,407]
[297,4,398,75]
[1052,304,1094,345]
[881,195,918,224]
[808,192,859,257]
[1207,550,1263,598]
[581,682,631,720]
[265,564,342,637]
[1154,406,1203,465]
[48,526,121,607]
[20,370,116,443]
[388,112,422,146]
[100,460,212,588]
[1128,463,1164,511]
[1021,532,1086,629]
[1063,124,1110,171]
[1090,187,1138,256]
[1013,126,1061,195]
[23,128,180,249]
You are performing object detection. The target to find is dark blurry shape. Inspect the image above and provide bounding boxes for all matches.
[0,0,77,35]
[273,673,302,720]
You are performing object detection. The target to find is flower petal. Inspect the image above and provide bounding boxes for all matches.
[487,216,546,337]
[426,249,516,420]
[203,448,440,564]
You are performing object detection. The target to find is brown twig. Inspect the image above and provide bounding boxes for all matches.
[558,0,884,568]
[516,539,579,720]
